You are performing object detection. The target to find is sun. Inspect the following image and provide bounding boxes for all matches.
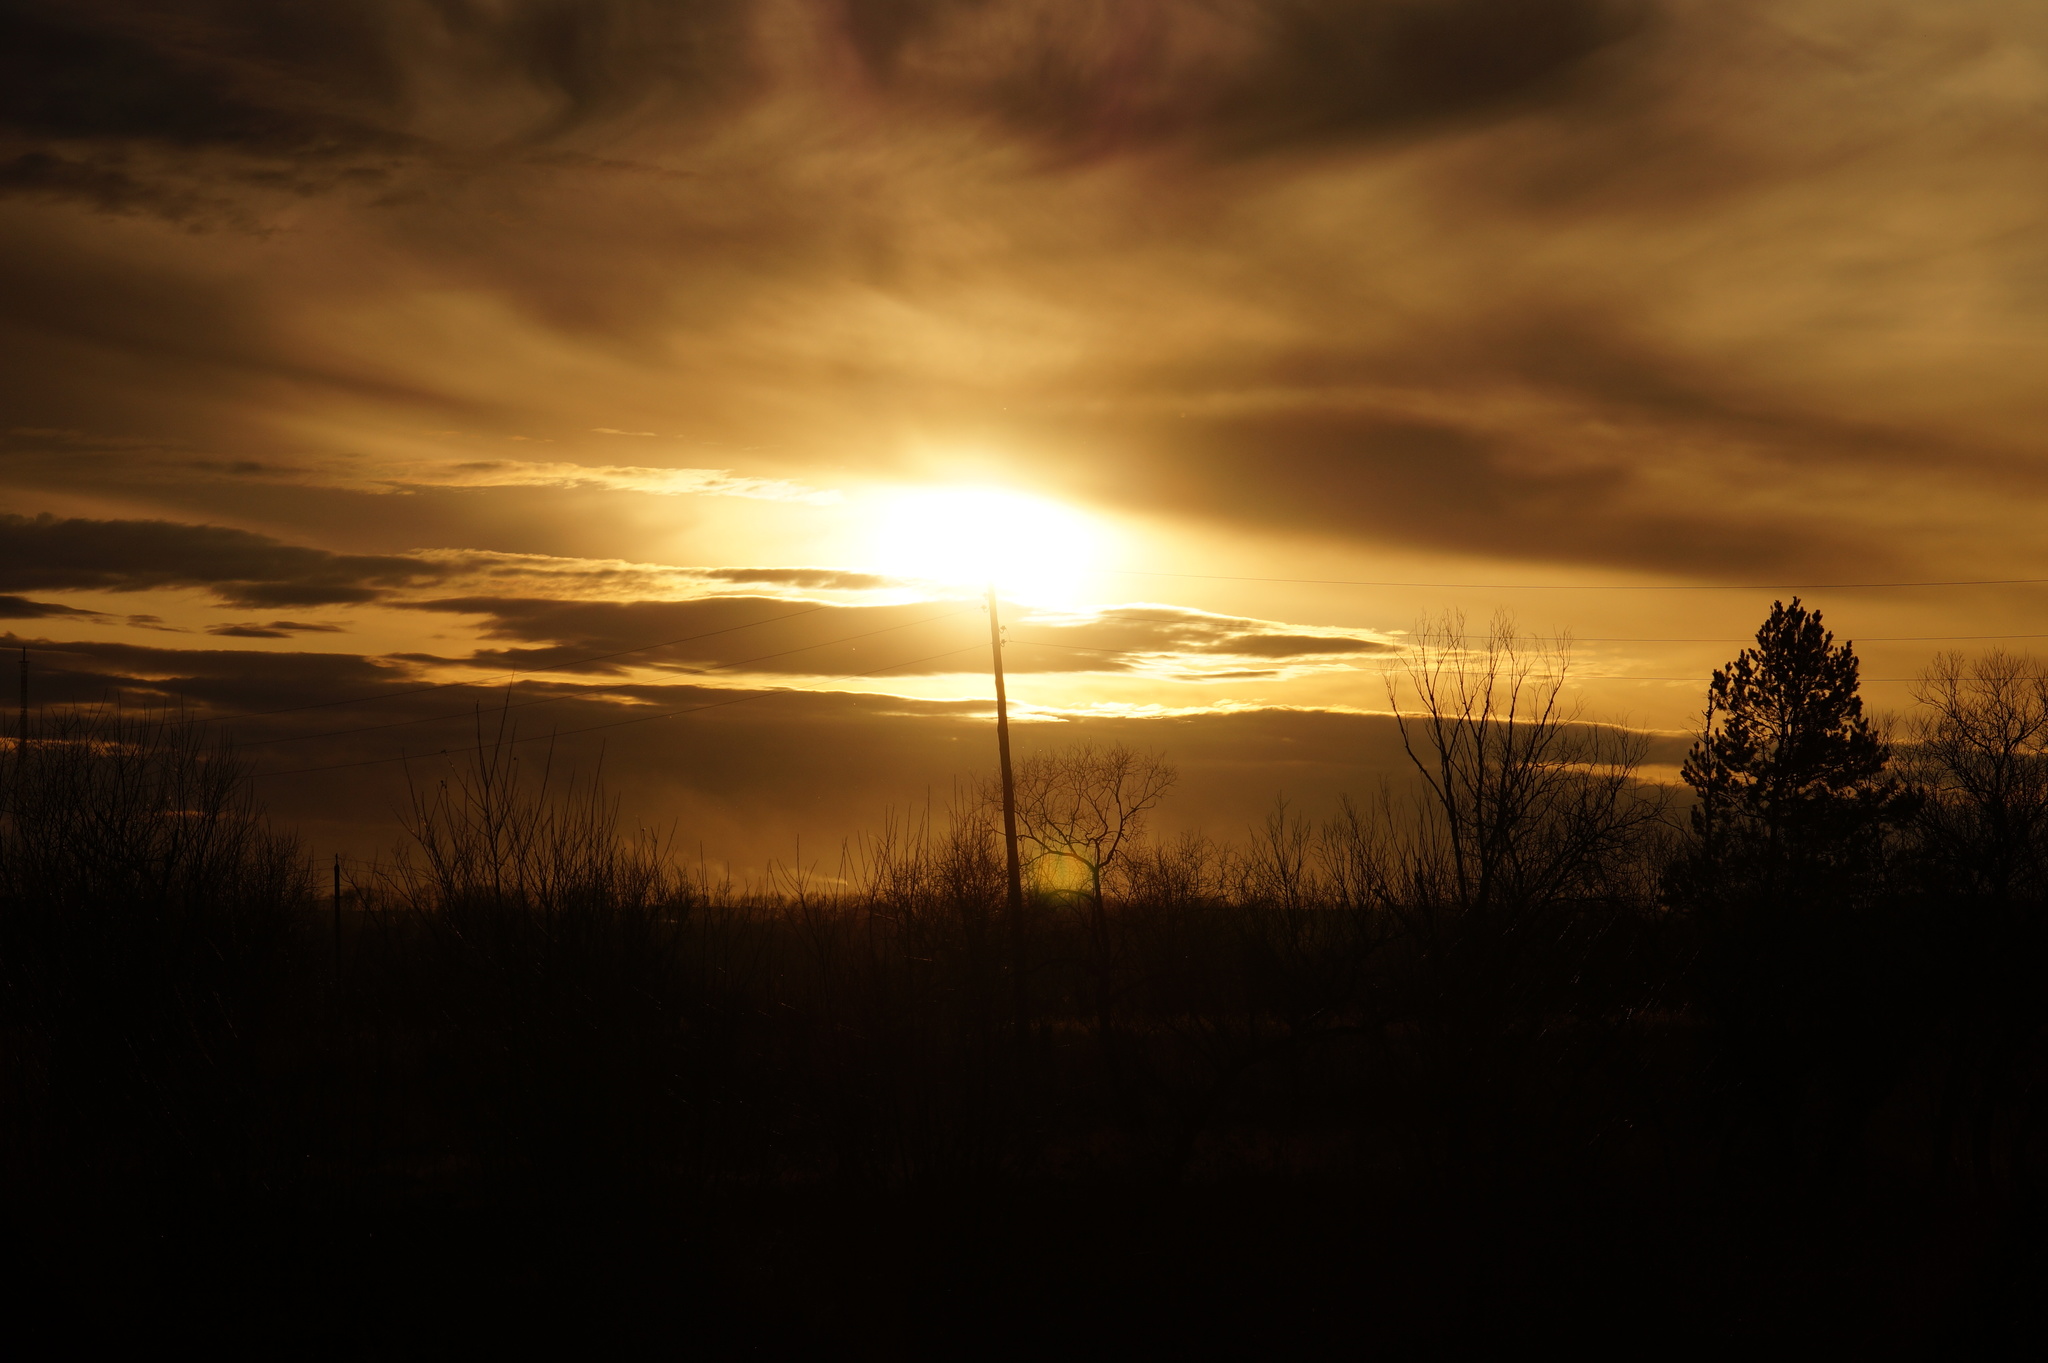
[867,485,1105,603]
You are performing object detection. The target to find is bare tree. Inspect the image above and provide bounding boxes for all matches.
[1013,743,1177,910]
[1233,796,1323,909]
[1904,649,2048,900]
[1010,742,1177,1045]
[1389,613,1662,925]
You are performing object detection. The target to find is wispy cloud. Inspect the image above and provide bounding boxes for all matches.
[379,460,840,504]
[387,594,1394,679]
[206,620,348,639]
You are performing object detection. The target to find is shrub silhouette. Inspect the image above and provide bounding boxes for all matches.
[0,707,312,1189]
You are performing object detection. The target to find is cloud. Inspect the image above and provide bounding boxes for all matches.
[0,513,447,607]
[402,549,886,603]
[0,594,102,619]
[0,437,839,506]
[0,1,1643,210]
[1019,605,1393,658]
[1000,605,1396,678]
[849,0,1644,159]
[379,460,840,504]
[0,632,416,715]
[0,1,749,220]
[0,512,906,617]
[0,2,2043,617]
[699,567,900,591]
[206,620,347,639]
[394,594,1393,677]
[397,594,990,675]
[206,624,295,639]
[0,151,245,225]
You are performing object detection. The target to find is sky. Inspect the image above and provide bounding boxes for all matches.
[2,0,2045,872]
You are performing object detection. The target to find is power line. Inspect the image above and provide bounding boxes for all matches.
[1494,634,2048,644]
[250,642,989,779]
[989,611,2048,646]
[1006,637,2017,683]
[1103,568,2048,591]
[240,605,978,747]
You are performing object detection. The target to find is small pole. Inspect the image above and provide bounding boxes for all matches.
[987,584,1027,1034]
[11,646,23,816]
[333,853,343,963]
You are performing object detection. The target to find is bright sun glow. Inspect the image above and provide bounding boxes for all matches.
[868,485,1105,602]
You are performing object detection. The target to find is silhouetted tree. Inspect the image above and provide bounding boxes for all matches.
[1013,742,1177,917]
[1386,615,1667,1171]
[1011,742,1176,1052]
[0,707,311,1184]
[1682,597,1908,877]
[1900,651,2048,1183]
[1392,613,1664,924]
[1903,650,2048,902]
[1677,600,1914,1180]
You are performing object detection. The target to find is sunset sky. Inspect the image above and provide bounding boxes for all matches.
[4,1,2045,869]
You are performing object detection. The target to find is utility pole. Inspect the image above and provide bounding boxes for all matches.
[986,584,1027,1034]
[17,645,26,753]
[333,853,343,964]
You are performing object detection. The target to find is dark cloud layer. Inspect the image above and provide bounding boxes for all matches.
[0,1,1639,213]
[700,567,898,590]
[403,594,1390,675]
[206,619,350,639]
[0,512,444,606]
[6,631,414,714]
[0,593,100,619]
[0,0,758,218]
[4,2,2041,587]
[852,0,1643,158]
[1046,398,1886,579]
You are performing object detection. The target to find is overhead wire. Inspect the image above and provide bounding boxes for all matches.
[1101,568,2048,591]
[1002,637,2005,683]
[1007,610,2048,646]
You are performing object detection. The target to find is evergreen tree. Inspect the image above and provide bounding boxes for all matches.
[1677,608,1920,1186]
[1682,598,1907,869]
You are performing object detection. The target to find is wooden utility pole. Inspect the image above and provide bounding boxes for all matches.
[986,584,1027,1032]
[333,853,343,963]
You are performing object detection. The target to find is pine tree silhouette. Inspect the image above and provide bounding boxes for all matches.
[1683,597,1909,871]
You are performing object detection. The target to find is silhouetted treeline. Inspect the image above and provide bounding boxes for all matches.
[3,607,2043,1352]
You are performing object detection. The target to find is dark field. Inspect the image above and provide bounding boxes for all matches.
[6,639,2046,1355]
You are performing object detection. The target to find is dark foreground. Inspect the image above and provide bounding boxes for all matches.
[7,690,2048,1355]
[11,1173,2042,1355]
